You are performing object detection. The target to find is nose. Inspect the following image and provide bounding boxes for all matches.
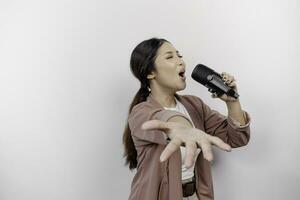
[178,59,185,67]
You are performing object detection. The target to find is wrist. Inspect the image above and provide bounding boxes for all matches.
[226,99,241,108]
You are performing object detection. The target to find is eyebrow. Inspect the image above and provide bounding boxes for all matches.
[164,50,179,55]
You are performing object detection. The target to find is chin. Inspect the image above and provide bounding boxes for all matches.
[177,84,186,92]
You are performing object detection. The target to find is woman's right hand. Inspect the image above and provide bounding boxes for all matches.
[141,119,232,168]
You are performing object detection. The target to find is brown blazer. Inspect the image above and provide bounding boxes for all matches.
[127,93,251,200]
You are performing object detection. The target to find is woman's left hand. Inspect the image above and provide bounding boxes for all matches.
[212,72,239,102]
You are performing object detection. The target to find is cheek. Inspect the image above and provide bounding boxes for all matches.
[161,63,177,76]
[157,69,178,84]
[155,61,178,84]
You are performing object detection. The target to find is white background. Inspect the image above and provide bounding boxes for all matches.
[0,0,299,199]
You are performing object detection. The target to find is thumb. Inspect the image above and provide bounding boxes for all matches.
[141,120,169,131]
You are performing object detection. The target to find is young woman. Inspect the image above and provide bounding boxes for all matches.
[123,38,251,200]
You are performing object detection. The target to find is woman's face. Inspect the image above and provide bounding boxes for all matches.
[148,42,186,93]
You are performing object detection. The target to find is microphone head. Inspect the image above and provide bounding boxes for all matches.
[191,64,221,85]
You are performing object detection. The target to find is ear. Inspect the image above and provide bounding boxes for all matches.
[147,71,156,80]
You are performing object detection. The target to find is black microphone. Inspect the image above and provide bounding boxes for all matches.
[191,64,239,99]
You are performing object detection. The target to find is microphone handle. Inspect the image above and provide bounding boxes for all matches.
[207,74,239,99]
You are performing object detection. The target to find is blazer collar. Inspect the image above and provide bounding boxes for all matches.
[146,92,200,128]
[146,92,182,109]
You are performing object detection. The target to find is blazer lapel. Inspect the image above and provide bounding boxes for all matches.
[176,94,201,129]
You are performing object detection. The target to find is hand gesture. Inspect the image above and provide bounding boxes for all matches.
[141,119,232,168]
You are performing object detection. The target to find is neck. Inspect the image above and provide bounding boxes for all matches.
[150,88,176,108]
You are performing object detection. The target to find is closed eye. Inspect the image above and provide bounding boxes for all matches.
[166,55,183,59]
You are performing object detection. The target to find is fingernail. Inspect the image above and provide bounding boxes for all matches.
[141,123,146,129]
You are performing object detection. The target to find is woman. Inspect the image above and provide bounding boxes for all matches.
[123,37,251,200]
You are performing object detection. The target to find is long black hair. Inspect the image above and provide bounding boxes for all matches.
[122,37,170,170]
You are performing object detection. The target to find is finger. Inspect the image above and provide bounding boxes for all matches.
[229,74,236,82]
[198,140,213,162]
[221,72,229,76]
[219,93,227,100]
[222,75,229,82]
[228,76,234,83]
[184,141,197,168]
[228,82,237,87]
[160,137,182,162]
[208,136,232,152]
[222,73,235,83]
[228,81,235,86]
[225,76,233,84]
[141,120,169,132]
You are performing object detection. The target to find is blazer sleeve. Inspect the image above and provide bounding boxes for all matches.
[128,105,193,147]
[197,96,251,148]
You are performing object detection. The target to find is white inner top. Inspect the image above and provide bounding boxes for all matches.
[163,96,201,181]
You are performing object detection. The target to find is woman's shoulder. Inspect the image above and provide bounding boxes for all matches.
[130,100,158,113]
[129,101,163,120]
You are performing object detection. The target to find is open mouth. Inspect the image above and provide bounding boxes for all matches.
[178,72,186,80]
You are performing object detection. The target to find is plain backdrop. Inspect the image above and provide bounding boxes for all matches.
[0,0,299,199]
